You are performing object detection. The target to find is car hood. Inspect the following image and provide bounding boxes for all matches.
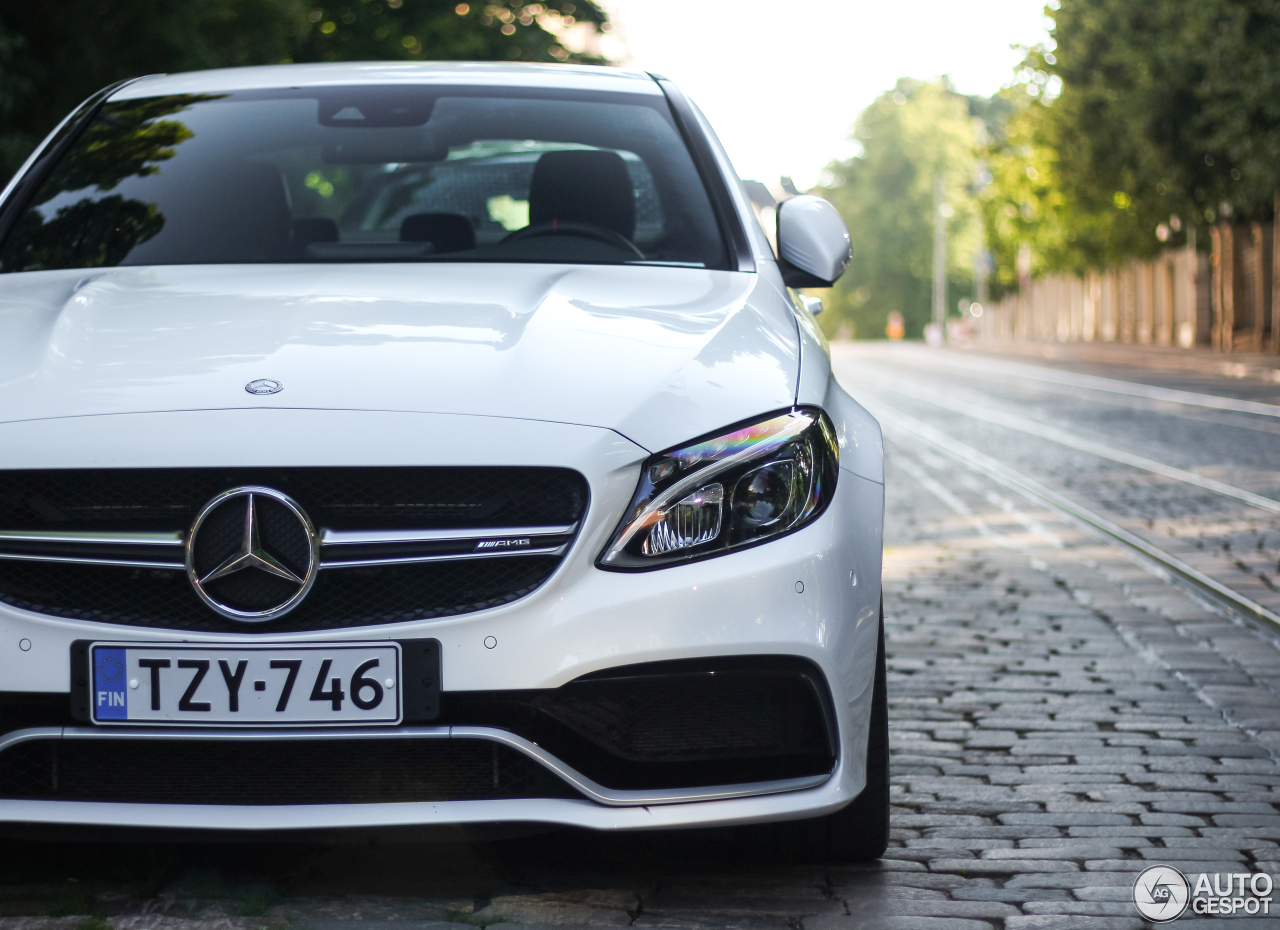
[0,263,799,452]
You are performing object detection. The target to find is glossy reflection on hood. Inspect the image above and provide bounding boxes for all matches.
[0,263,800,452]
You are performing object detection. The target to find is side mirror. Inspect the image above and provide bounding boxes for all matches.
[798,294,823,316]
[777,195,851,287]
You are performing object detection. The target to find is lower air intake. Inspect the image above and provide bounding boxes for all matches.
[0,738,581,805]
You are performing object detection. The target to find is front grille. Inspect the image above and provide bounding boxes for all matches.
[0,737,581,805]
[0,467,586,632]
[0,467,584,531]
[0,556,561,634]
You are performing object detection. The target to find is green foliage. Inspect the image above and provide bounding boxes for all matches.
[1037,0,1280,231]
[816,79,981,340]
[45,96,205,195]
[974,0,1280,294]
[2,194,164,271]
[950,0,1280,297]
[981,90,1071,291]
[0,1,294,183]
[978,84,1164,295]
[0,95,215,272]
[48,882,95,917]
[0,0,609,184]
[291,1,606,65]
[234,883,284,917]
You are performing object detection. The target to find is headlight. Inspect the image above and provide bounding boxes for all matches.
[598,407,839,570]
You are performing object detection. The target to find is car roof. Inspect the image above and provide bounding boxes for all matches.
[109,61,662,101]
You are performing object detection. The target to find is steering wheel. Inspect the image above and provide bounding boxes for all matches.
[502,220,644,258]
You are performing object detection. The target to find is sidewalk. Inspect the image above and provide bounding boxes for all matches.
[960,339,1280,384]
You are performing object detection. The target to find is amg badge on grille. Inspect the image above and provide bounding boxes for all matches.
[185,487,319,622]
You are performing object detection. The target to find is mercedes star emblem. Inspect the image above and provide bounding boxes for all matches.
[185,486,319,622]
[245,379,284,395]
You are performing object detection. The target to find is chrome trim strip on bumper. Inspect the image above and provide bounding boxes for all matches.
[317,544,569,569]
[0,758,852,832]
[448,726,829,806]
[0,552,183,570]
[0,726,830,809]
[0,530,183,546]
[320,525,577,545]
[0,526,578,571]
[0,727,62,751]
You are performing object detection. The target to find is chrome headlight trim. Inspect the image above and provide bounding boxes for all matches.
[597,407,839,570]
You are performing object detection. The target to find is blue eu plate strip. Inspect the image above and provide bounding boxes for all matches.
[92,647,128,720]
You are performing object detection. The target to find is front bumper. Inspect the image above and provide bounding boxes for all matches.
[0,759,855,834]
[0,410,884,830]
[0,723,830,809]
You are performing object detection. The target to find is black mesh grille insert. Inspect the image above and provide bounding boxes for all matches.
[0,556,561,633]
[537,670,831,763]
[0,467,585,632]
[0,738,581,805]
[0,467,586,531]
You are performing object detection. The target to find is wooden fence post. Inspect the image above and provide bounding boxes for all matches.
[1102,270,1117,341]
[1252,222,1266,351]
[1223,223,1235,352]
[1153,255,1169,346]
[1119,263,1134,342]
[1085,271,1099,341]
[1211,225,1223,351]
[1173,251,1189,348]
[1146,262,1157,345]
[1035,280,1043,341]
[1273,191,1280,353]
[1071,274,1083,341]
[1040,278,1049,341]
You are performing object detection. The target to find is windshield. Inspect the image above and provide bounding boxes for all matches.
[0,86,729,272]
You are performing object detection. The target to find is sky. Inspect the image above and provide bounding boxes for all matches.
[603,0,1053,190]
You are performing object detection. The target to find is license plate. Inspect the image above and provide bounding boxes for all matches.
[88,642,402,726]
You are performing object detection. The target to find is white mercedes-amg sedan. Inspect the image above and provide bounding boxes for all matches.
[0,62,886,860]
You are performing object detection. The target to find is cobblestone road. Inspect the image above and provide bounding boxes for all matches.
[835,342,1280,622]
[3,346,1280,929]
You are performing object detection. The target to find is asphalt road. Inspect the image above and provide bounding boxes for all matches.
[3,343,1280,930]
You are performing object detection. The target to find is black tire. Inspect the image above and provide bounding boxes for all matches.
[764,605,889,862]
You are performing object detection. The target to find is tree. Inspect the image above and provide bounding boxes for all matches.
[289,1,606,65]
[0,0,609,186]
[1045,0,1280,229]
[979,79,1164,296]
[816,79,983,340]
[973,0,1280,294]
[0,2,294,183]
